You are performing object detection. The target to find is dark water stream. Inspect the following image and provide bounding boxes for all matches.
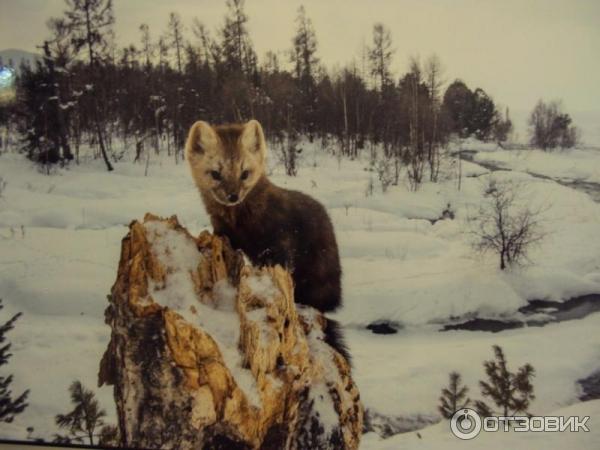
[441,294,600,332]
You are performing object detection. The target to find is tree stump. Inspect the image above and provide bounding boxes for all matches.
[99,214,363,450]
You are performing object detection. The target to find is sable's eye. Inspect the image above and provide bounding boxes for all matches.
[210,170,221,181]
[241,170,250,180]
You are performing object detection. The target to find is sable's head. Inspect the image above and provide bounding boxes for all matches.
[185,120,267,207]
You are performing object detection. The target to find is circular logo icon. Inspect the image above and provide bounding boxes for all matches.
[450,408,482,440]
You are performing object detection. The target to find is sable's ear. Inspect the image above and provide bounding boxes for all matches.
[185,120,217,157]
[240,119,267,157]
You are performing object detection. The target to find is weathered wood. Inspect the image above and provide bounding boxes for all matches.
[99,214,363,449]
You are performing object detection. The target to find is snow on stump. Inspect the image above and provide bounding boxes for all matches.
[98,214,363,450]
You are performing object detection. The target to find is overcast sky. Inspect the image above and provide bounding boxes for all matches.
[1,0,599,112]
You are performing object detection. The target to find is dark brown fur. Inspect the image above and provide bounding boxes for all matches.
[189,122,349,362]
[207,174,342,313]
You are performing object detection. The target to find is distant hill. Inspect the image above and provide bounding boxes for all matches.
[0,48,41,70]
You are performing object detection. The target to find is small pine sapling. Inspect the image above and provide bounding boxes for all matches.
[54,381,107,445]
[438,371,470,419]
[98,424,120,447]
[0,299,29,423]
[475,345,535,417]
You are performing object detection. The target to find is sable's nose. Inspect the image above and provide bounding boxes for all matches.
[228,193,239,203]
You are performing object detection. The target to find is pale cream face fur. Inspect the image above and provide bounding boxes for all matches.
[185,120,267,207]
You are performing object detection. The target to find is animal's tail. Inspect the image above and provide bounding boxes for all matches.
[324,318,351,367]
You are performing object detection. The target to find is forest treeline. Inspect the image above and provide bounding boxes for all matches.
[0,0,514,188]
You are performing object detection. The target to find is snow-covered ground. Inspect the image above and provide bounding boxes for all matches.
[361,399,600,449]
[0,140,599,448]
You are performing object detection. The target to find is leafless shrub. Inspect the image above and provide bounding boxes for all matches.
[276,132,301,176]
[377,157,394,193]
[470,179,545,270]
[343,202,352,216]
[365,176,375,197]
[406,148,426,192]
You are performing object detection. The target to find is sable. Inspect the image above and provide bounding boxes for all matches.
[186,119,349,362]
